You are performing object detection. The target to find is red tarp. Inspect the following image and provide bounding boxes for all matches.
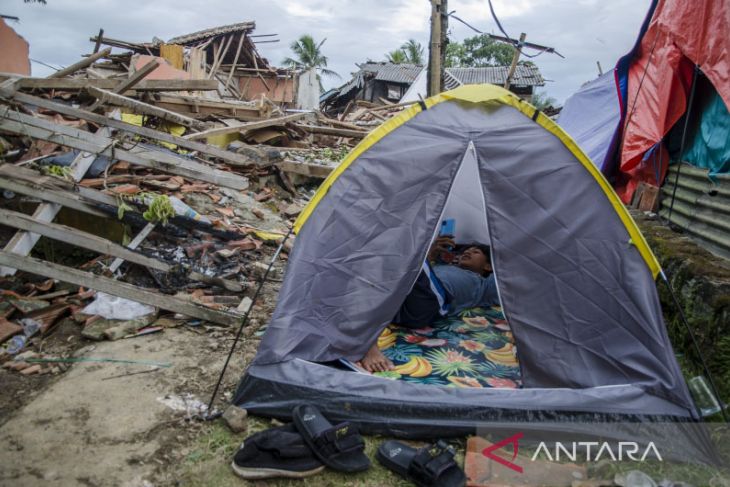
[616,0,730,202]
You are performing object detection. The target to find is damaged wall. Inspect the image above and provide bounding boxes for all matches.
[0,19,31,76]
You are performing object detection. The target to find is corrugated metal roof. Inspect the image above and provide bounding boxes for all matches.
[168,22,256,45]
[360,62,423,84]
[444,65,545,90]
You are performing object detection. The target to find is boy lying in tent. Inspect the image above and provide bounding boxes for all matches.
[358,237,500,372]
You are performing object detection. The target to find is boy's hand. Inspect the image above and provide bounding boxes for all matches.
[429,236,455,261]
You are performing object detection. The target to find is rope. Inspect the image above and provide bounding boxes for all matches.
[666,64,700,222]
[204,227,294,417]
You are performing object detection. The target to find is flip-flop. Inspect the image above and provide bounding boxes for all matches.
[231,423,325,479]
[292,404,370,472]
[376,440,466,487]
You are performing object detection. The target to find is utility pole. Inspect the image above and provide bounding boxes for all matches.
[427,0,448,96]
[503,32,526,90]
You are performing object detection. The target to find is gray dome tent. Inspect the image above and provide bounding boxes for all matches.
[235,85,701,438]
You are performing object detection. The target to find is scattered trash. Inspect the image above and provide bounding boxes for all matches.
[82,293,156,321]
[157,393,210,418]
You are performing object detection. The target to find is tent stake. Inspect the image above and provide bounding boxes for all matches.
[203,227,294,419]
[660,270,727,422]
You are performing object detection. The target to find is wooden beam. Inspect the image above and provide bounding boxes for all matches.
[0,127,110,276]
[85,86,207,130]
[294,123,367,139]
[0,209,243,292]
[276,160,333,179]
[184,112,308,141]
[93,28,104,54]
[1,78,218,92]
[0,251,240,326]
[47,48,112,79]
[224,34,246,93]
[87,59,160,111]
[504,32,527,90]
[0,176,109,219]
[108,223,156,273]
[1,91,257,167]
[0,108,249,190]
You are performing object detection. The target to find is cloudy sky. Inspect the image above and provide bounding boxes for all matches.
[3,0,650,103]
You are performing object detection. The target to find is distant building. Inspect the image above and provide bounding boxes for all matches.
[321,61,545,115]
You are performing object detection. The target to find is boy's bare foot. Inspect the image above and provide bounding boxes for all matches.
[357,343,394,373]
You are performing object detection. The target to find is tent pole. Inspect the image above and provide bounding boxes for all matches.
[666,64,700,222]
[660,270,727,422]
[203,227,294,419]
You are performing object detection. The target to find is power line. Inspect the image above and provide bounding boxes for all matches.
[448,7,563,59]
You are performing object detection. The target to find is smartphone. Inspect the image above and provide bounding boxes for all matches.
[439,218,455,237]
[438,219,456,263]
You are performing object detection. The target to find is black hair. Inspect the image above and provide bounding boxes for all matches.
[467,243,492,264]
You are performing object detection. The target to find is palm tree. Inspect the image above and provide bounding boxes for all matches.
[283,34,339,91]
[401,39,424,65]
[386,49,408,64]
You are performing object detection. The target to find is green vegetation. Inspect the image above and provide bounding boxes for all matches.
[386,39,425,65]
[283,34,339,92]
[531,91,558,110]
[142,194,175,225]
[40,164,72,180]
[445,34,519,68]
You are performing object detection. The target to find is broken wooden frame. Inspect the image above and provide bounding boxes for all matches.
[0,251,240,326]
[1,90,259,167]
[0,106,249,190]
[0,77,218,92]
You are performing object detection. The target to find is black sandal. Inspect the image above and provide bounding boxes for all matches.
[292,404,370,472]
[231,423,325,479]
[376,440,466,487]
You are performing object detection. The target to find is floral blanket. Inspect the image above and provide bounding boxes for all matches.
[374,307,522,389]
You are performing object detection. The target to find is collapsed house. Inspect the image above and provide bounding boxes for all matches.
[321,61,545,115]
[0,20,415,371]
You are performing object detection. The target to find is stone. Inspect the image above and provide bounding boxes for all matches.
[222,406,248,433]
[236,297,253,314]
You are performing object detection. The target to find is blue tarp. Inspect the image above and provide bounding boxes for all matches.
[682,90,730,175]
[557,71,621,174]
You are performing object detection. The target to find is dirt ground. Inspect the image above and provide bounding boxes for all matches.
[1,273,728,487]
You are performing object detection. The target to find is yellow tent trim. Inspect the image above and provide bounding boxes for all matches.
[294,84,661,278]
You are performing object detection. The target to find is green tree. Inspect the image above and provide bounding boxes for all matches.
[445,34,517,67]
[386,49,407,64]
[445,41,467,68]
[531,91,557,110]
[283,34,339,91]
[400,39,424,65]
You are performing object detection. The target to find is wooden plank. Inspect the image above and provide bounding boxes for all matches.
[2,91,256,167]
[0,209,243,292]
[85,86,207,130]
[0,108,249,189]
[224,34,246,93]
[276,160,333,179]
[109,223,155,273]
[184,112,308,141]
[47,48,111,78]
[294,123,367,139]
[0,251,240,326]
[0,127,108,276]
[87,59,160,111]
[2,78,218,91]
[0,176,108,218]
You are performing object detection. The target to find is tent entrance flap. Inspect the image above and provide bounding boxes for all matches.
[440,141,489,244]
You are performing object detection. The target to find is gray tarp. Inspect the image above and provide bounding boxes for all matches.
[250,99,695,417]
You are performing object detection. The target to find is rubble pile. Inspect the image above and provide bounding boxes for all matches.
[0,22,408,371]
